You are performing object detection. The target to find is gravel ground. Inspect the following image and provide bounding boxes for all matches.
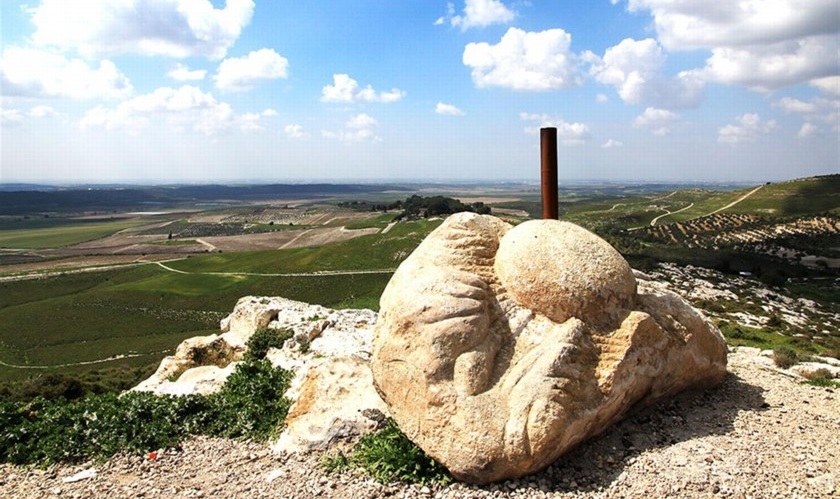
[2,348,838,499]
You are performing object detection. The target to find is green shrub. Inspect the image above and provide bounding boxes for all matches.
[203,358,293,441]
[0,359,292,466]
[0,392,202,465]
[773,348,799,369]
[0,365,159,404]
[323,418,451,485]
[244,328,293,361]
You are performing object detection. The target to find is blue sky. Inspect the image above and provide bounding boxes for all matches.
[1,0,838,183]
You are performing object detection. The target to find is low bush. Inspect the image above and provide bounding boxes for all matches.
[821,349,840,360]
[323,418,451,485]
[244,327,293,361]
[0,359,292,466]
[202,358,293,440]
[773,348,799,369]
[801,368,834,382]
[0,365,158,404]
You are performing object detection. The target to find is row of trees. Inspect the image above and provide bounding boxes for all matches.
[399,195,491,218]
[339,195,492,219]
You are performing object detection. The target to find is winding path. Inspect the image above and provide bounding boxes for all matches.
[650,202,695,226]
[652,191,678,201]
[702,185,765,217]
[279,229,313,249]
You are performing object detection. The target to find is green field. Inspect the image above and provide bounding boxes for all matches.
[343,213,397,230]
[0,218,156,249]
[0,219,440,383]
[169,219,438,274]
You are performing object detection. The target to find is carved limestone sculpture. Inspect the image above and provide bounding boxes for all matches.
[371,213,727,484]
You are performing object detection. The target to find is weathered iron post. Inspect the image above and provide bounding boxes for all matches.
[540,127,559,219]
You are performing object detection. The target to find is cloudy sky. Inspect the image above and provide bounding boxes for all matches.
[1,0,838,183]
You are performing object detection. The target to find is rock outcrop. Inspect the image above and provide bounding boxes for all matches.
[371,213,727,484]
[134,296,388,453]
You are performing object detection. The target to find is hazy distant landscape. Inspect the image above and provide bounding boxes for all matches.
[0,175,837,400]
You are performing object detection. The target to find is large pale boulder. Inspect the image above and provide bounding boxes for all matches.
[371,213,727,484]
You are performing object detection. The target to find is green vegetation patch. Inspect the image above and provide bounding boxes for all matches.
[344,213,398,230]
[244,327,293,361]
[0,365,157,404]
[0,219,151,249]
[0,358,292,466]
[719,322,824,356]
[323,418,452,485]
[0,256,394,384]
[727,176,840,217]
[168,219,439,274]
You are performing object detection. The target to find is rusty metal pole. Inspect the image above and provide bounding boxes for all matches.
[540,127,558,220]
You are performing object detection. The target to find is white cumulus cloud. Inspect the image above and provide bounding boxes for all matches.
[602,139,623,148]
[30,0,254,60]
[284,124,307,139]
[347,113,378,129]
[773,95,839,137]
[797,122,818,138]
[625,0,837,50]
[624,0,838,91]
[322,113,382,143]
[214,49,289,92]
[810,76,840,97]
[446,0,515,31]
[633,107,679,136]
[168,63,207,82]
[435,102,465,116]
[519,113,590,145]
[29,105,59,118]
[0,104,60,127]
[696,37,837,92]
[584,38,704,108]
[321,74,405,104]
[0,47,132,100]
[775,97,818,114]
[717,113,777,144]
[1,107,25,127]
[79,85,272,135]
[463,28,581,91]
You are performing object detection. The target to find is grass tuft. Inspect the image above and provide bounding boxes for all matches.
[773,348,799,369]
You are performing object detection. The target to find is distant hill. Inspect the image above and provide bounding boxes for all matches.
[0,184,412,215]
[721,175,839,217]
[636,175,840,268]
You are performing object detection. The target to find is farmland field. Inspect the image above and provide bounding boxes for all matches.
[0,215,439,383]
[0,218,163,249]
